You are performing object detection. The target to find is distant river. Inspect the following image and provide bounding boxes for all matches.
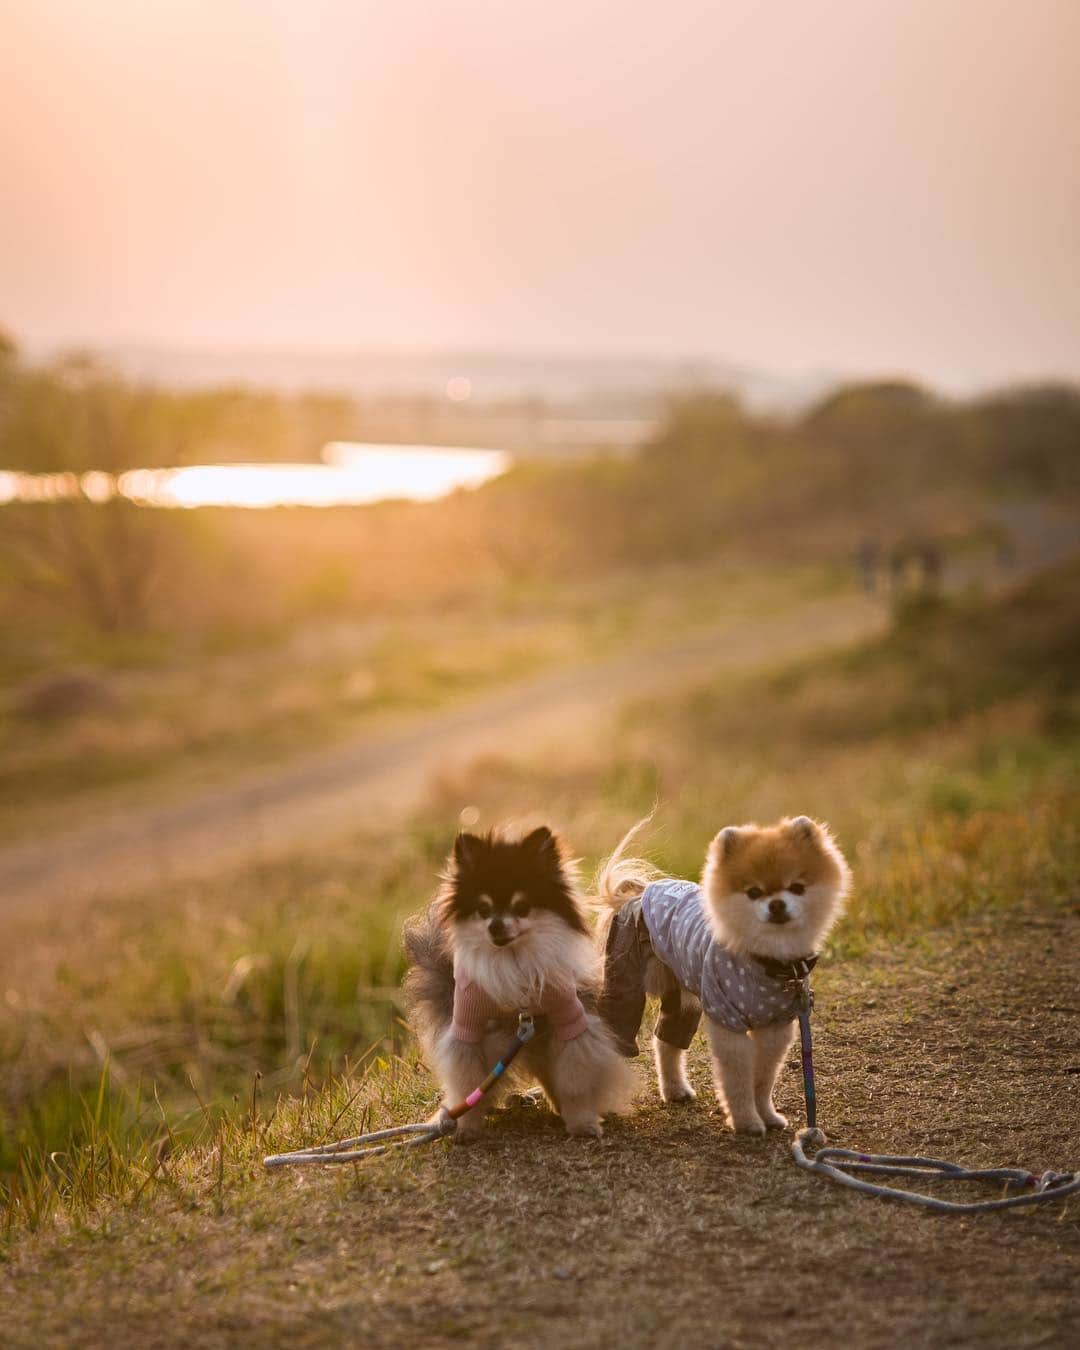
[0,442,511,510]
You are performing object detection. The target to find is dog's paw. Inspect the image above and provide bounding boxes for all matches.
[661,1084,697,1104]
[730,1115,767,1136]
[565,1119,603,1139]
[761,1108,788,1130]
[451,1120,485,1144]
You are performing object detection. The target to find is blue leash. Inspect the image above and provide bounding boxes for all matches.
[791,982,1079,1213]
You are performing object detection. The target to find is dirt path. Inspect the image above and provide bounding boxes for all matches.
[0,591,885,914]
[3,502,1075,915]
[4,907,1077,1348]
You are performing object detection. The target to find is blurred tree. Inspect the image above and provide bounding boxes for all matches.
[964,385,1080,494]
[803,379,935,431]
[0,347,181,634]
[2,498,170,634]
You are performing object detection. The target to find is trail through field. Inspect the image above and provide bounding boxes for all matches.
[0,593,882,912]
[2,503,1075,913]
[4,907,1077,1348]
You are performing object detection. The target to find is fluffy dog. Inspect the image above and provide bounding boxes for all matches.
[404,825,636,1139]
[597,815,850,1134]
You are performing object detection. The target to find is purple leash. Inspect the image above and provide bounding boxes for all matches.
[796,990,816,1131]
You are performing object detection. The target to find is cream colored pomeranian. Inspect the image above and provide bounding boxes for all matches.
[404,825,636,1140]
[597,815,850,1134]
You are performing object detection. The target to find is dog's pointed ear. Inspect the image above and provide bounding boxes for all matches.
[521,825,563,871]
[453,832,484,869]
[785,815,820,841]
[522,824,557,856]
[712,826,744,857]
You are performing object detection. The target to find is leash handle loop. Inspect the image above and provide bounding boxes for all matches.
[791,985,1079,1213]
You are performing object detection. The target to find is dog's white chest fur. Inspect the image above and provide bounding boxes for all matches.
[452,915,597,1010]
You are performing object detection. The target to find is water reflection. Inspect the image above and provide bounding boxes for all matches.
[0,443,510,509]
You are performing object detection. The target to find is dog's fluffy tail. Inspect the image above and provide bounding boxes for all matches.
[594,813,664,912]
[401,904,455,1056]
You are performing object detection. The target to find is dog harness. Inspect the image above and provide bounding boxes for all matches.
[600,879,810,1055]
[450,960,588,1044]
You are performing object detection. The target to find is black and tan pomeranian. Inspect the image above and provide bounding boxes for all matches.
[598,814,850,1134]
[404,825,636,1139]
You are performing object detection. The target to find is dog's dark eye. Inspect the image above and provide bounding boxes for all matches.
[789,882,806,896]
[746,887,763,901]
[511,900,531,917]
[475,897,493,919]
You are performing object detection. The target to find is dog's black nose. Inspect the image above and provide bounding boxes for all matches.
[768,897,788,919]
[488,916,511,945]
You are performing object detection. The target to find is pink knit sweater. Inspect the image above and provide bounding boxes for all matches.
[450,967,588,1043]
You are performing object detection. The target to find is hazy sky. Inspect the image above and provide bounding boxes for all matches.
[2,0,1078,388]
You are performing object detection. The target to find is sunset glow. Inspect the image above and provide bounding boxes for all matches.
[3,2,1078,386]
[1,445,510,510]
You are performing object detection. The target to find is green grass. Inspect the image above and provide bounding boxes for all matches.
[1,559,1078,1245]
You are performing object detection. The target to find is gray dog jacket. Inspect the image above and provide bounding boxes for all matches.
[599,879,806,1056]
